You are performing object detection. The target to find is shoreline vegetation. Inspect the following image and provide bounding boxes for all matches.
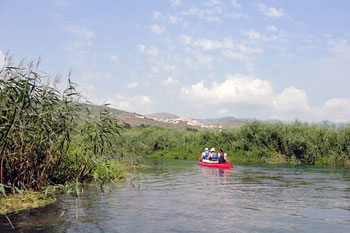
[0,58,130,218]
[114,121,350,167]
[1,57,349,220]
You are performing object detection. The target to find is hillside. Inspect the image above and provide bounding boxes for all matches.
[117,113,199,129]
[213,120,247,129]
[145,112,179,120]
[85,103,126,115]
[87,104,247,129]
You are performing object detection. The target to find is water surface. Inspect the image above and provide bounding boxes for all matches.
[1,159,349,232]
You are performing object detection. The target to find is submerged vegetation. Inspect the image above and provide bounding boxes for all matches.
[0,58,125,203]
[113,121,350,166]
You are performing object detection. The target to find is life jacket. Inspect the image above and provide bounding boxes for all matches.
[210,153,218,161]
[203,152,209,159]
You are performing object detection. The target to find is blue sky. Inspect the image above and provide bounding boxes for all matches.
[1,0,350,122]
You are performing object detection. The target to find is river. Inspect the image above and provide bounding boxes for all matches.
[1,159,350,232]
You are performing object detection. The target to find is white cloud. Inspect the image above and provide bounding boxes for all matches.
[197,54,213,67]
[273,87,309,113]
[184,48,214,68]
[162,77,179,86]
[185,36,262,70]
[163,64,176,71]
[180,6,199,16]
[67,25,95,44]
[151,66,159,73]
[217,108,229,115]
[227,12,249,19]
[222,50,245,60]
[179,35,192,45]
[112,94,152,114]
[179,5,223,23]
[191,37,262,53]
[105,51,118,62]
[329,39,350,53]
[147,46,159,56]
[127,82,138,88]
[64,41,87,66]
[256,3,284,18]
[193,38,223,50]
[138,44,146,52]
[170,0,181,7]
[205,16,222,23]
[266,25,277,32]
[231,0,241,8]
[169,15,181,24]
[138,44,159,56]
[54,0,71,6]
[180,73,350,122]
[150,24,165,34]
[204,0,222,6]
[244,29,282,42]
[316,98,350,122]
[181,74,273,105]
[236,44,263,54]
[153,11,161,20]
[244,29,261,40]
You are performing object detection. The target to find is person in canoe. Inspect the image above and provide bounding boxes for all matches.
[201,148,210,160]
[218,148,228,163]
[207,148,218,161]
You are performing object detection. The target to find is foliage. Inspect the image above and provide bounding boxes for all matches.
[0,58,123,195]
[91,160,125,188]
[114,121,350,166]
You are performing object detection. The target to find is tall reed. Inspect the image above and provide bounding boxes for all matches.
[0,58,123,194]
[0,59,80,192]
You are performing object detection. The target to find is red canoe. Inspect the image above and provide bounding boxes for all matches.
[197,160,234,169]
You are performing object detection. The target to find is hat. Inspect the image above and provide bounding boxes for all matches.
[210,148,215,152]
[204,148,209,151]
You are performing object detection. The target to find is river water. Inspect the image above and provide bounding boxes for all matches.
[1,159,350,232]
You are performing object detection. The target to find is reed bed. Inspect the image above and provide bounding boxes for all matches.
[0,59,123,194]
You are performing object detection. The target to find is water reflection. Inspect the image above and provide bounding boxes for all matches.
[1,160,349,233]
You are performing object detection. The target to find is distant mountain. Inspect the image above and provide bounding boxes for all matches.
[213,120,247,129]
[85,105,247,129]
[145,112,179,120]
[198,116,238,124]
[85,103,126,115]
[86,104,348,130]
